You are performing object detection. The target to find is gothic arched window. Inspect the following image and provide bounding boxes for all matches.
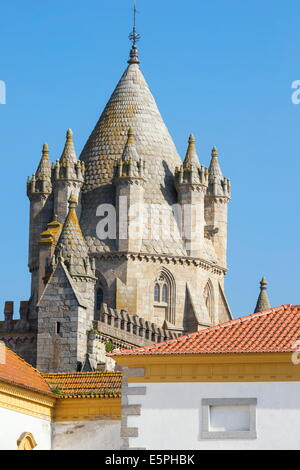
[162,284,168,303]
[204,280,214,321]
[154,284,160,302]
[153,269,176,324]
[96,287,104,310]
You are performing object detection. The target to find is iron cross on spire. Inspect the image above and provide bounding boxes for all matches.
[129,0,141,48]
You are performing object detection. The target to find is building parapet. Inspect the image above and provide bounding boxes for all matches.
[92,303,179,350]
[0,301,37,333]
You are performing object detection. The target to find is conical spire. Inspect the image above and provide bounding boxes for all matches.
[55,129,84,181]
[36,144,51,179]
[28,144,52,195]
[57,195,86,252]
[183,135,200,169]
[54,195,94,277]
[60,129,77,166]
[207,146,231,198]
[209,146,223,179]
[122,128,139,162]
[254,277,271,313]
[80,57,181,197]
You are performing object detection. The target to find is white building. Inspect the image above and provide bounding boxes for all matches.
[0,344,121,450]
[113,304,300,450]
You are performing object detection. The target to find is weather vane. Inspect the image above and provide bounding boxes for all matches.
[129,0,141,48]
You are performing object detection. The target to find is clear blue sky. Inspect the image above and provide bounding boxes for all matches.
[0,0,299,320]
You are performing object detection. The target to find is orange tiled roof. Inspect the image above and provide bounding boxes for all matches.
[0,345,52,395]
[112,305,300,356]
[43,372,122,398]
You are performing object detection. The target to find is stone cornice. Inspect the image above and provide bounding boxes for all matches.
[205,194,231,204]
[53,397,120,422]
[93,251,227,275]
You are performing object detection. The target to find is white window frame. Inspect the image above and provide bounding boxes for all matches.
[201,398,257,440]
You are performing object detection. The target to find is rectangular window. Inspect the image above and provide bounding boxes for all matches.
[56,322,61,335]
[201,398,257,440]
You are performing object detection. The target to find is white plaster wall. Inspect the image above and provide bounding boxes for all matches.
[127,382,300,450]
[52,420,121,450]
[0,407,51,450]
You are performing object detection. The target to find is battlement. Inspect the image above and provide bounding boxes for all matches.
[0,301,36,333]
[92,303,179,350]
[175,164,209,187]
[0,301,37,367]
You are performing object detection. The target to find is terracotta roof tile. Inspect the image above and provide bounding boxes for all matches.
[43,372,122,398]
[0,346,52,395]
[111,305,300,356]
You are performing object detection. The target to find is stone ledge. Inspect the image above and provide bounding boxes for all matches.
[122,405,141,417]
[121,427,139,438]
[124,386,147,396]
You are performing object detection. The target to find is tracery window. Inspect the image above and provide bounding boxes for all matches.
[162,284,168,303]
[153,269,176,324]
[154,284,160,302]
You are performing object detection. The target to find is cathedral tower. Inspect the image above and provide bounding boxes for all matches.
[2,18,233,371]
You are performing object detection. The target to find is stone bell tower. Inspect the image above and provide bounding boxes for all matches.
[1,15,234,372]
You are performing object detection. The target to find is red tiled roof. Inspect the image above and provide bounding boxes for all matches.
[43,372,122,398]
[111,305,300,356]
[0,345,52,395]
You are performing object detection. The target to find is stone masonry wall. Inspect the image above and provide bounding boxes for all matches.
[37,263,94,373]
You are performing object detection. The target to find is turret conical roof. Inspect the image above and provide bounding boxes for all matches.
[183,135,200,169]
[55,196,91,276]
[254,277,271,313]
[80,62,181,203]
[60,129,77,166]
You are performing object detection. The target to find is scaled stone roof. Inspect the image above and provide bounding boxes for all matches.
[112,304,300,356]
[43,372,122,398]
[56,198,90,276]
[0,345,53,395]
[79,61,187,255]
[80,63,181,198]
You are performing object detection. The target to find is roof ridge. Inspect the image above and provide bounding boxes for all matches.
[43,371,121,377]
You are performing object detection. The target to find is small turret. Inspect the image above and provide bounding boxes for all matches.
[53,129,85,224]
[53,129,85,182]
[183,134,200,168]
[205,147,231,268]
[27,143,54,310]
[27,144,52,197]
[175,135,208,187]
[175,135,209,257]
[114,128,145,179]
[52,195,95,279]
[208,147,231,199]
[254,277,271,313]
[114,129,145,252]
